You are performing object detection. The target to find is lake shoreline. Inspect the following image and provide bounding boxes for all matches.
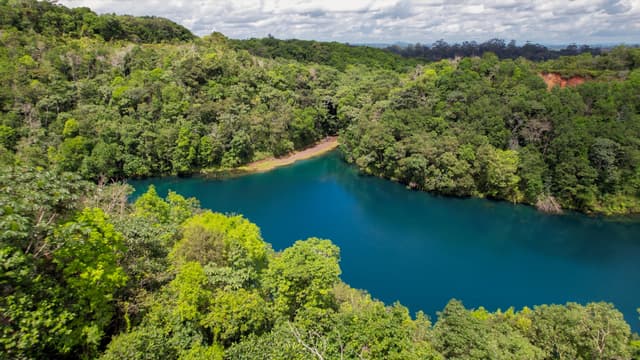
[130,153,640,332]
[146,136,638,218]
[244,136,340,172]
[201,136,339,178]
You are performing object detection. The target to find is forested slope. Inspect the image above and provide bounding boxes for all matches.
[1,3,640,358]
[2,1,640,214]
[230,36,423,71]
[340,49,640,215]
[0,19,345,177]
[2,1,640,215]
[2,167,638,359]
[0,0,194,42]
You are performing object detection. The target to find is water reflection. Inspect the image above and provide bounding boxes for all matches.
[130,151,640,330]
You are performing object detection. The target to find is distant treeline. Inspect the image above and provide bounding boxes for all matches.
[386,39,602,62]
[0,0,194,42]
[230,36,422,71]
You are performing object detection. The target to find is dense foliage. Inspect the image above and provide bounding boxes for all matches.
[386,38,602,62]
[340,51,640,215]
[230,36,422,71]
[2,1,640,215]
[1,1,640,358]
[0,14,346,177]
[539,46,640,77]
[2,2,639,215]
[1,162,637,359]
[0,0,194,42]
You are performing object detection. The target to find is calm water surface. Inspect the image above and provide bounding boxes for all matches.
[130,152,640,329]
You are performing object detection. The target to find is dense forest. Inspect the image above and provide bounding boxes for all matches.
[2,1,640,215]
[386,39,603,62]
[230,36,423,71]
[230,37,604,66]
[2,0,639,215]
[0,0,193,42]
[3,171,638,359]
[340,47,640,215]
[1,1,640,359]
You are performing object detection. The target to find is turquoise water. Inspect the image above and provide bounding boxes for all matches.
[130,151,640,330]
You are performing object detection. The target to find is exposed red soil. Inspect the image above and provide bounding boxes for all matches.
[540,72,587,90]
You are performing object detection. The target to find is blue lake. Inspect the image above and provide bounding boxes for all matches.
[130,151,640,330]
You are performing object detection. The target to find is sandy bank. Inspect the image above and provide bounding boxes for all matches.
[239,136,339,173]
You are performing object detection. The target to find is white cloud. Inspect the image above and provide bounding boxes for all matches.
[58,0,640,44]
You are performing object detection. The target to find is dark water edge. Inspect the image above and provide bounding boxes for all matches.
[130,151,640,331]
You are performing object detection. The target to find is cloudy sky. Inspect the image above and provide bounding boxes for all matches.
[58,0,640,45]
